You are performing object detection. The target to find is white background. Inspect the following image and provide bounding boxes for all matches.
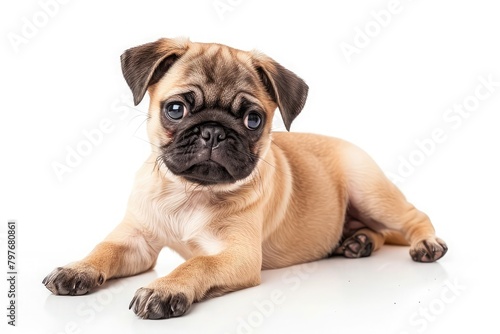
[1,0,499,333]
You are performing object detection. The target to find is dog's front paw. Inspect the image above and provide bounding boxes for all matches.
[43,263,105,295]
[129,284,192,319]
[410,237,448,262]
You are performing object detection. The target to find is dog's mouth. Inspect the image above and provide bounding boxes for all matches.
[180,160,236,185]
[163,155,246,185]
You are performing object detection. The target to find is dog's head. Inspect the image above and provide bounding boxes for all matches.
[121,38,308,186]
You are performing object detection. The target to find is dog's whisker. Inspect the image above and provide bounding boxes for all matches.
[153,156,165,174]
[249,169,263,199]
[240,150,292,179]
[132,135,162,150]
[129,106,149,115]
[129,115,150,133]
[128,113,150,124]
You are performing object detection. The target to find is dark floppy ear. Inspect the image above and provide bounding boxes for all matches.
[120,38,189,105]
[254,55,309,131]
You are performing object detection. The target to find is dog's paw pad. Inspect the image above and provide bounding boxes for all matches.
[342,233,373,258]
[43,265,104,295]
[129,287,190,319]
[410,238,448,262]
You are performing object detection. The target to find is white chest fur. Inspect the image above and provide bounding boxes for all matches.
[129,175,224,259]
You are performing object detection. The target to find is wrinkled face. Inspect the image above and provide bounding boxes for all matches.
[149,45,274,185]
[121,38,309,186]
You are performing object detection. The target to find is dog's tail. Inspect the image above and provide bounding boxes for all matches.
[383,231,410,246]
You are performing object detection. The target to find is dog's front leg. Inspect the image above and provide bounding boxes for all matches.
[129,222,262,319]
[43,218,161,295]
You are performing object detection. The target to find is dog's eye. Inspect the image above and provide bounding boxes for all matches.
[244,112,262,130]
[164,102,187,120]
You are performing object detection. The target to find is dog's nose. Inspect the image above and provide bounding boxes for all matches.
[200,123,227,148]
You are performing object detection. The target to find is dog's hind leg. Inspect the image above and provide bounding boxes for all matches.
[340,142,448,262]
[332,225,385,258]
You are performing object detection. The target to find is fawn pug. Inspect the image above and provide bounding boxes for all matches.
[43,38,447,319]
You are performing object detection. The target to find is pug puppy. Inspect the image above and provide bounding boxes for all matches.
[43,38,447,319]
